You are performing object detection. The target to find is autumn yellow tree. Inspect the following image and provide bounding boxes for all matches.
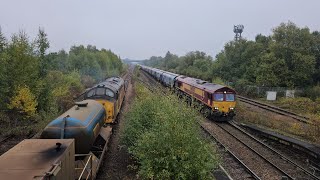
[8,86,38,118]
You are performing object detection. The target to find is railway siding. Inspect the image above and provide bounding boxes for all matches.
[220,122,319,179]
[241,123,320,161]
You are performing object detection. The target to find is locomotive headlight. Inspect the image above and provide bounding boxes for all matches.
[229,107,234,110]
[214,107,219,110]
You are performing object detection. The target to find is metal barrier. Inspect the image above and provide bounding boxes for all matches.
[75,154,93,180]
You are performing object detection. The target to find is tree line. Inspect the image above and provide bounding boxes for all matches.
[0,28,123,131]
[144,21,320,91]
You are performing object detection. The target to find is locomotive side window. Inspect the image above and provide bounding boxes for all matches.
[105,88,115,98]
[226,94,235,101]
[87,89,95,97]
[214,94,224,101]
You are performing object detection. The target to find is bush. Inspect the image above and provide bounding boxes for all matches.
[212,77,225,85]
[302,85,320,100]
[46,70,84,112]
[122,83,218,179]
[279,97,320,114]
[8,85,38,118]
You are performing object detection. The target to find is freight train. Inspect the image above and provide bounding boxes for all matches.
[139,65,236,121]
[0,76,126,180]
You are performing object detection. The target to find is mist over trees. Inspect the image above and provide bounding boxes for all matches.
[0,27,123,130]
[144,22,320,89]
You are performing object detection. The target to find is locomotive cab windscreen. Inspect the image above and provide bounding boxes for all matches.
[212,89,236,117]
[85,86,117,101]
[213,91,235,101]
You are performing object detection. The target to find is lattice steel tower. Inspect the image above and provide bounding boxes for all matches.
[233,25,244,41]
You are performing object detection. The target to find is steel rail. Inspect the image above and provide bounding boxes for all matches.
[237,95,311,124]
[199,123,261,180]
[214,122,294,179]
[227,121,320,180]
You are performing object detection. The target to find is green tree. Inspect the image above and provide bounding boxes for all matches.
[271,21,315,86]
[35,28,50,76]
[0,28,9,108]
[6,31,40,96]
[255,53,288,86]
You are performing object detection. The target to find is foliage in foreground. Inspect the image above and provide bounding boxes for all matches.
[122,83,218,179]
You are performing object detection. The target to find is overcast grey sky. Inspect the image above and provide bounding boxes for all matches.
[1,0,319,59]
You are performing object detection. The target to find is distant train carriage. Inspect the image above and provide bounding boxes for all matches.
[160,71,179,88]
[154,69,164,81]
[175,76,236,120]
[84,77,125,123]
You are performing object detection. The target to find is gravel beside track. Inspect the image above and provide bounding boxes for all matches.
[201,126,260,180]
[243,127,320,178]
[217,121,319,180]
[201,120,285,179]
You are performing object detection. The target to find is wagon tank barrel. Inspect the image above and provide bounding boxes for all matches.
[40,99,106,154]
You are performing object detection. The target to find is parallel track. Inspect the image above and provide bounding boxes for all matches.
[237,95,311,124]
[200,123,261,180]
[201,120,320,180]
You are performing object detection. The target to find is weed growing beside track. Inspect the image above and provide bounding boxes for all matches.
[236,102,320,144]
[122,83,219,179]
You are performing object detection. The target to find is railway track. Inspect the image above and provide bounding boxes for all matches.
[237,95,311,124]
[200,120,320,180]
[200,124,261,180]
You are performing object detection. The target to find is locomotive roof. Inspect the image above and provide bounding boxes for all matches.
[176,76,235,93]
[162,71,180,77]
[94,76,124,93]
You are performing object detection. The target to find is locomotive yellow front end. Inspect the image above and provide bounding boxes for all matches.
[211,91,236,118]
[84,77,125,124]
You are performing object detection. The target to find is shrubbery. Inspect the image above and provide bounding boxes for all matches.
[278,97,320,116]
[8,86,38,118]
[122,83,218,179]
